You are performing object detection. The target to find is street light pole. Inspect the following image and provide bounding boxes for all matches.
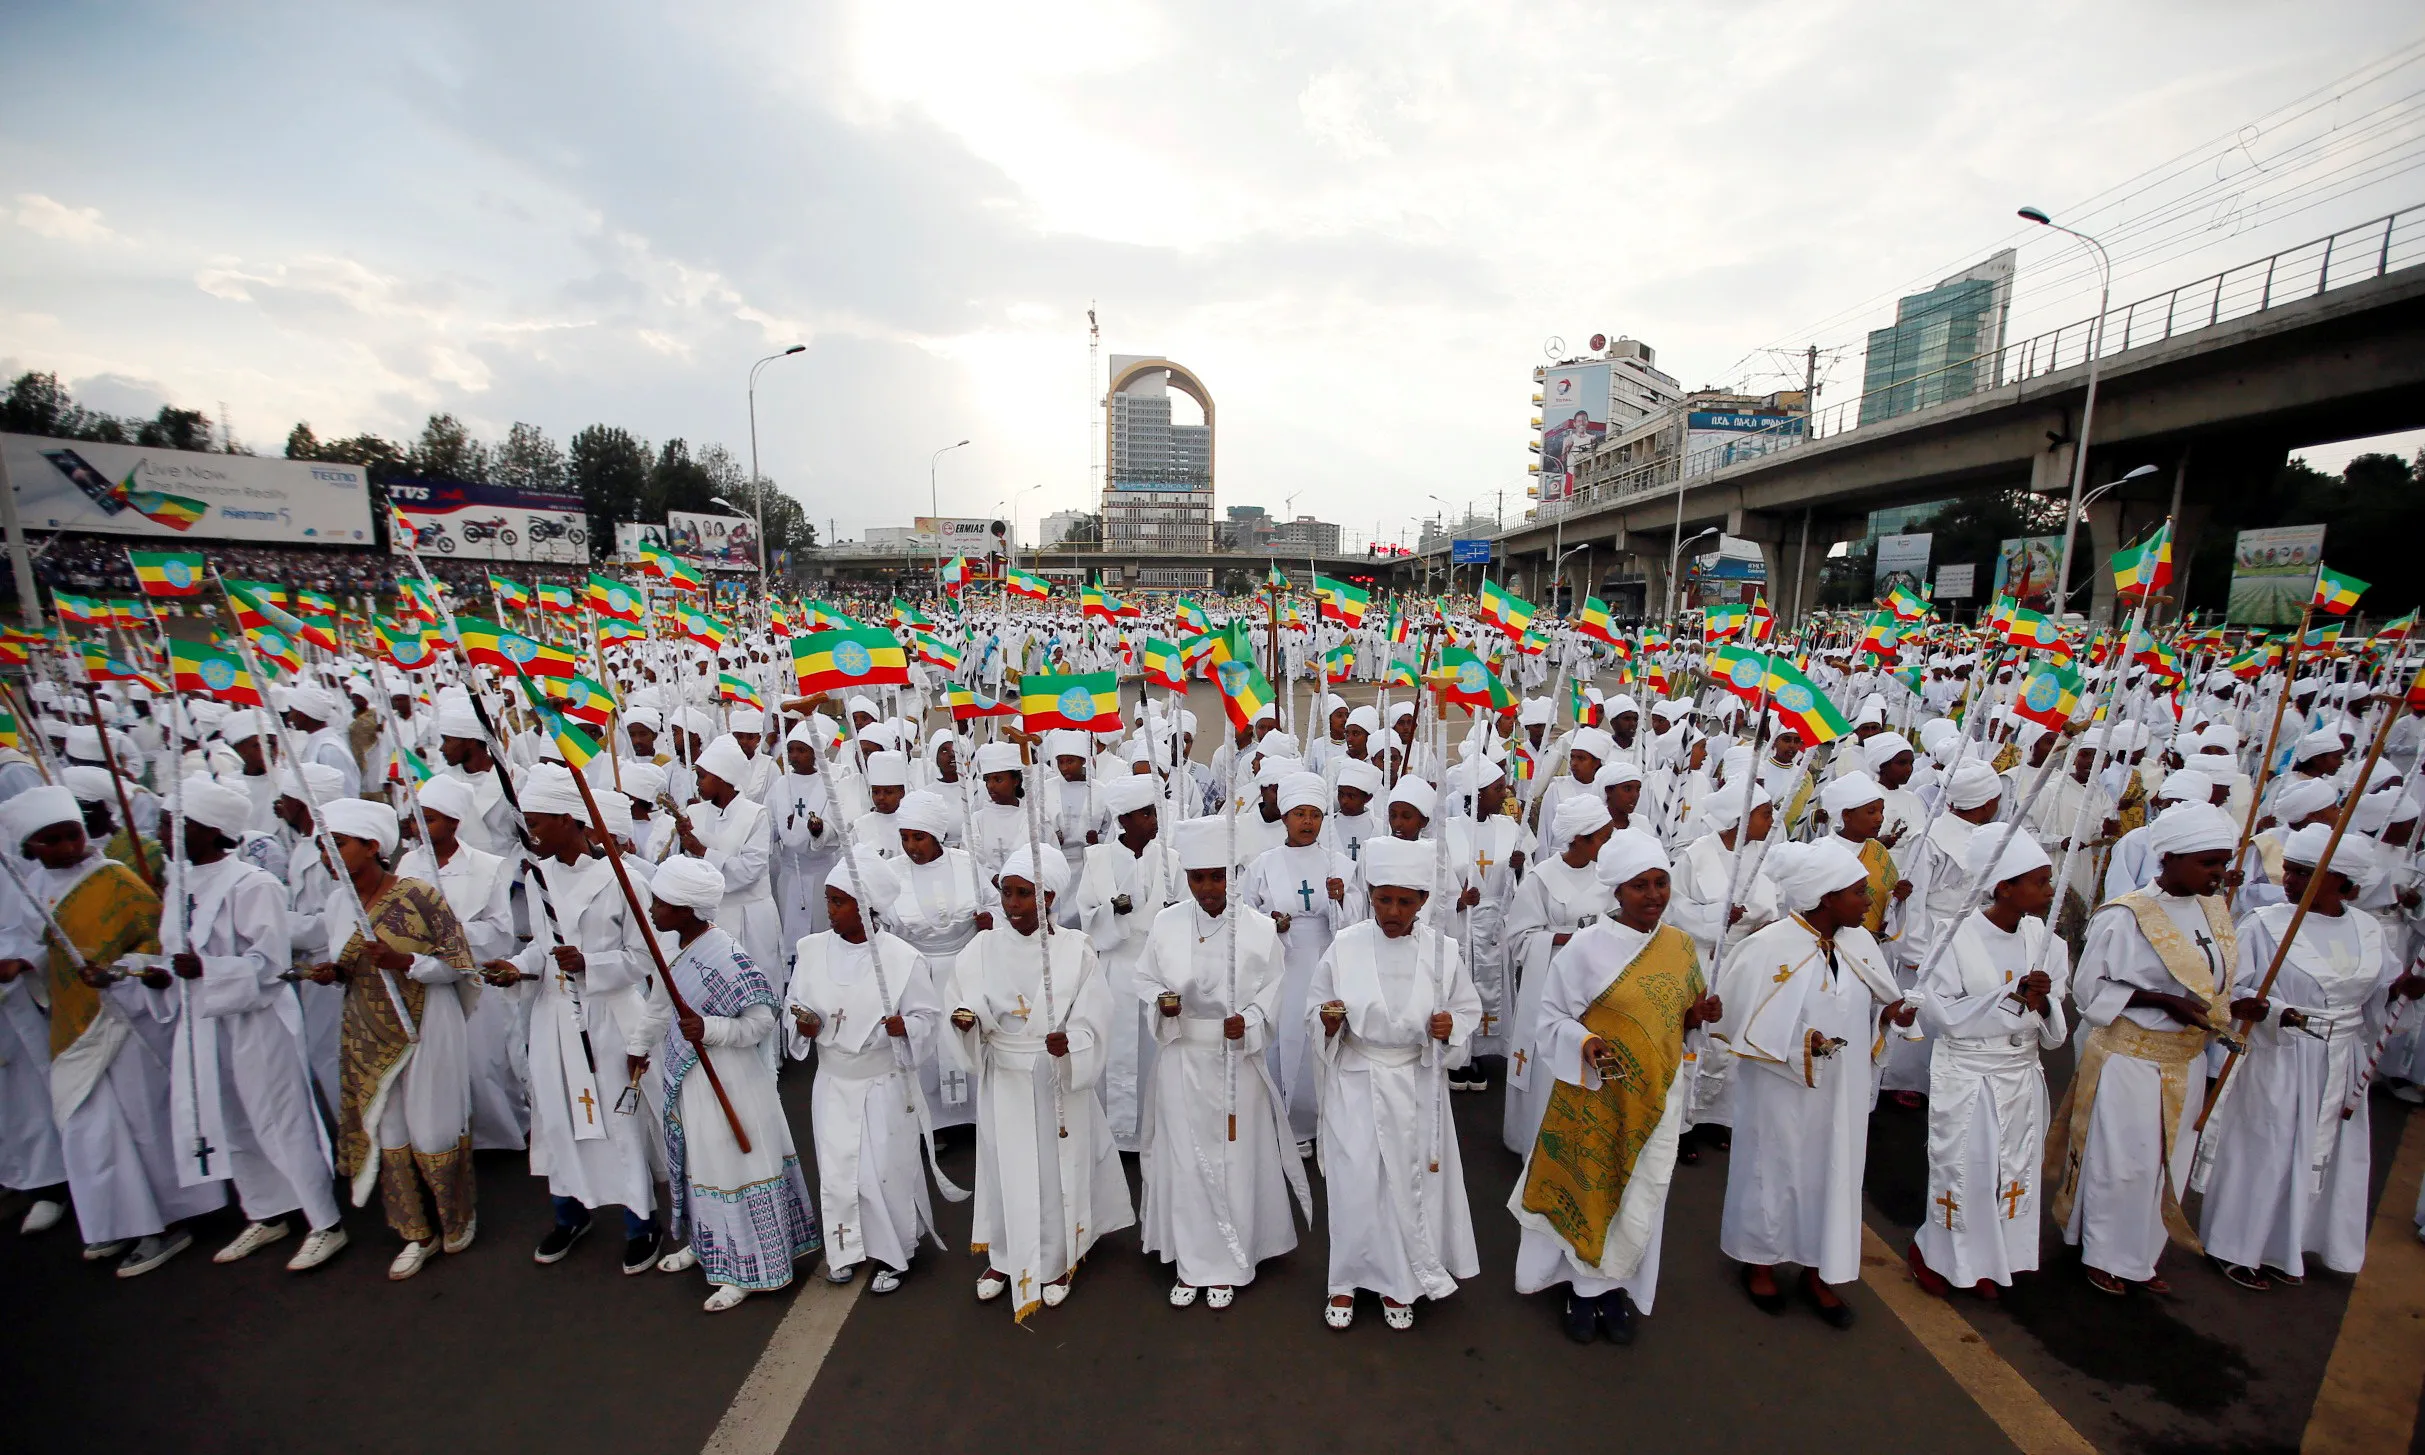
[1669,526,1717,619]
[747,344,806,586]
[928,438,971,595]
[2019,206,2113,619]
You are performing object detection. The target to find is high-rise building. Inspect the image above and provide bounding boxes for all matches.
[1037,509,1088,548]
[1272,516,1340,554]
[1859,250,2016,425]
[1531,336,1684,516]
[1102,354,1214,587]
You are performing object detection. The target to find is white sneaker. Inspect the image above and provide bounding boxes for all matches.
[214,1220,291,1264]
[83,1240,130,1262]
[117,1230,193,1278]
[869,1267,904,1295]
[657,1245,699,1274]
[286,1225,348,1272]
[18,1198,65,1236]
[704,1284,751,1313]
[388,1239,436,1281]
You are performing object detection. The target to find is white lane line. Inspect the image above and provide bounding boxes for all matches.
[702,1275,864,1455]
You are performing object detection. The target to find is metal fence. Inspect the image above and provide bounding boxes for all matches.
[1536,201,2425,523]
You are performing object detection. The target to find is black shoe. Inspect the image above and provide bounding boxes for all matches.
[1702,1126,1731,1153]
[1740,1263,1788,1315]
[1562,1293,1599,1344]
[1802,1269,1856,1329]
[534,1217,592,1265]
[622,1227,662,1275]
[1600,1291,1637,1345]
[1675,1137,1700,1165]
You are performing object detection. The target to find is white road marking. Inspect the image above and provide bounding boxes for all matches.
[702,1275,864,1455]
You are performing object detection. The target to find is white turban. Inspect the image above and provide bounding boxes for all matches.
[1255,755,1303,788]
[2147,803,2237,857]
[1552,794,1612,843]
[1594,827,1669,888]
[693,734,750,788]
[2283,823,2378,892]
[1821,771,1885,815]
[1346,705,1380,734]
[324,799,400,856]
[278,763,346,806]
[62,766,115,804]
[1946,760,2003,811]
[219,708,271,744]
[1765,839,1868,913]
[1359,836,1436,892]
[1173,817,1231,872]
[1387,777,1435,820]
[1699,783,1771,832]
[1,785,79,845]
[2275,777,2340,825]
[1918,719,1960,754]
[1518,697,1554,726]
[416,775,477,824]
[1568,727,1616,762]
[175,776,249,841]
[651,855,728,912]
[1277,771,1328,815]
[821,847,903,914]
[1863,733,1914,773]
[1962,826,2051,887]
[863,750,911,789]
[1599,759,1644,788]
[1103,774,1160,818]
[620,762,668,803]
[974,742,1022,775]
[2155,769,2214,805]
[2293,729,2345,764]
[1043,729,1088,762]
[283,684,340,723]
[894,789,955,838]
[518,762,585,816]
[1336,760,1384,796]
[997,845,1071,895]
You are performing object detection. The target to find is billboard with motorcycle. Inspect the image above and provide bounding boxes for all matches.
[387,478,588,563]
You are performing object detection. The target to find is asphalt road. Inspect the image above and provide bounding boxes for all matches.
[6,1053,2417,1455]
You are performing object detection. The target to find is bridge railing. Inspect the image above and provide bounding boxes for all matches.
[1540,201,2425,524]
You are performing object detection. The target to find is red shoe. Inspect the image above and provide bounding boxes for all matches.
[1905,1240,1951,1297]
[1971,1279,2000,1302]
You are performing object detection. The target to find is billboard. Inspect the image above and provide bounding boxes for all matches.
[1538,360,1610,504]
[2229,525,2327,625]
[1873,532,1932,597]
[666,509,759,573]
[914,516,999,549]
[389,478,587,563]
[1935,563,1976,599]
[613,521,667,560]
[1992,535,2062,613]
[1,431,374,544]
[1683,411,1803,472]
[1451,538,1493,564]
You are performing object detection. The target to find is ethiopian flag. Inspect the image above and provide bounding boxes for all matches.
[489,575,532,608]
[1211,655,1276,732]
[555,673,618,726]
[170,638,262,705]
[947,684,1018,721]
[1019,671,1119,733]
[537,583,578,614]
[2112,521,2174,599]
[1478,579,1534,639]
[674,607,727,650]
[52,591,107,626]
[456,617,578,678]
[793,626,910,695]
[514,677,604,771]
[376,619,439,672]
[1428,646,1515,711]
[1884,582,1931,622]
[2311,565,2367,616]
[1142,637,1188,691]
[2014,658,2082,730]
[128,549,206,597]
[718,674,765,708]
[1313,575,1370,628]
[1175,598,1213,636]
[1323,643,1357,682]
[1575,595,1617,645]
[1005,568,1052,601]
[1706,646,1853,744]
[587,573,647,622]
[1385,658,1419,688]
[913,632,962,671]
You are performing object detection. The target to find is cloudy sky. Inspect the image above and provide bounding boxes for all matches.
[4,1,2421,548]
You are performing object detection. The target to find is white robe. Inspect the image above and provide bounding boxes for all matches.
[1133,901,1310,1287]
[682,794,783,981]
[888,848,994,1130]
[1444,814,1530,1060]
[771,770,841,952]
[1308,920,1481,1304]
[396,842,525,1153]
[1071,835,1187,1152]
[1507,919,1690,1310]
[1665,831,1779,1129]
[2199,905,2392,1277]
[1243,840,1357,1142]
[1498,853,1614,1154]
[512,854,660,1214]
[1915,912,2070,1288]
[945,922,1134,1315]
[786,930,945,1274]
[1710,914,1899,1284]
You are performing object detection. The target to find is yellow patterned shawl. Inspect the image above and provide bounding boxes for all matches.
[1856,836,1897,939]
[44,859,161,1057]
[334,876,475,1180]
[1519,924,1703,1266]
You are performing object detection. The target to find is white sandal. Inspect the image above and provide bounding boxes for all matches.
[1382,1300,1415,1330]
[1206,1286,1235,1309]
[976,1271,1008,1301]
[1042,1278,1070,1307]
[1324,1298,1355,1329]
[1170,1282,1199,1307]
[657,1245,699,1274]
[703,1284,750,1313]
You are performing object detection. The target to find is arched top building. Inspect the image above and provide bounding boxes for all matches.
[1102,355,1214,584]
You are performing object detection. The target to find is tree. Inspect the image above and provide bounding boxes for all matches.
[1,371,128,441]
[492,421,567,495]
[1056,512,1103,548]
[568,424,652,552]
[134,406,213,451]
[409,413,488,482]
[646,438,718,518]
[2178,452,2425,621]
[284,422,321,460]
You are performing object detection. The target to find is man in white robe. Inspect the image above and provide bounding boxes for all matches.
[786,848,957,1296]
[487,764,663,1275]
[945,845,1132,1320]
[680,734,784,979]
[1309,834,1480,1330]
[1710,838,1908,1326]
[888,790,995,1131]
[1910,831,2069,1298]
[1133,818,1311,1306]
[2049,802,2237,1295]
[1665,784,1781,1145]
[771,726,841,949]
[1440,758,1530,1076]
[1499,796,1618,1153]
[168,778,346,1271]
[2200,826,2424,1286]
[397,775,524,1153]
[1888,760,2006,1096]
[1242,771,1357,1146]
[1071,774,1187,1153]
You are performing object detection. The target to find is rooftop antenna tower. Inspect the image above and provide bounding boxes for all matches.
[1087,304,1102,503]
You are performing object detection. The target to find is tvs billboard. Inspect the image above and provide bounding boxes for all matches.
[389,478,588,563]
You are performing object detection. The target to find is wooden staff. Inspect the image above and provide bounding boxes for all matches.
[2228,603,2314,885]
[78,682,157,892]
[2195,687,2400,1135]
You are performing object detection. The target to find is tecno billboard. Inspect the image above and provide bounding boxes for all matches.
[1537,361,1610,504]
[1,432,374,543]
[389,478,588,563]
